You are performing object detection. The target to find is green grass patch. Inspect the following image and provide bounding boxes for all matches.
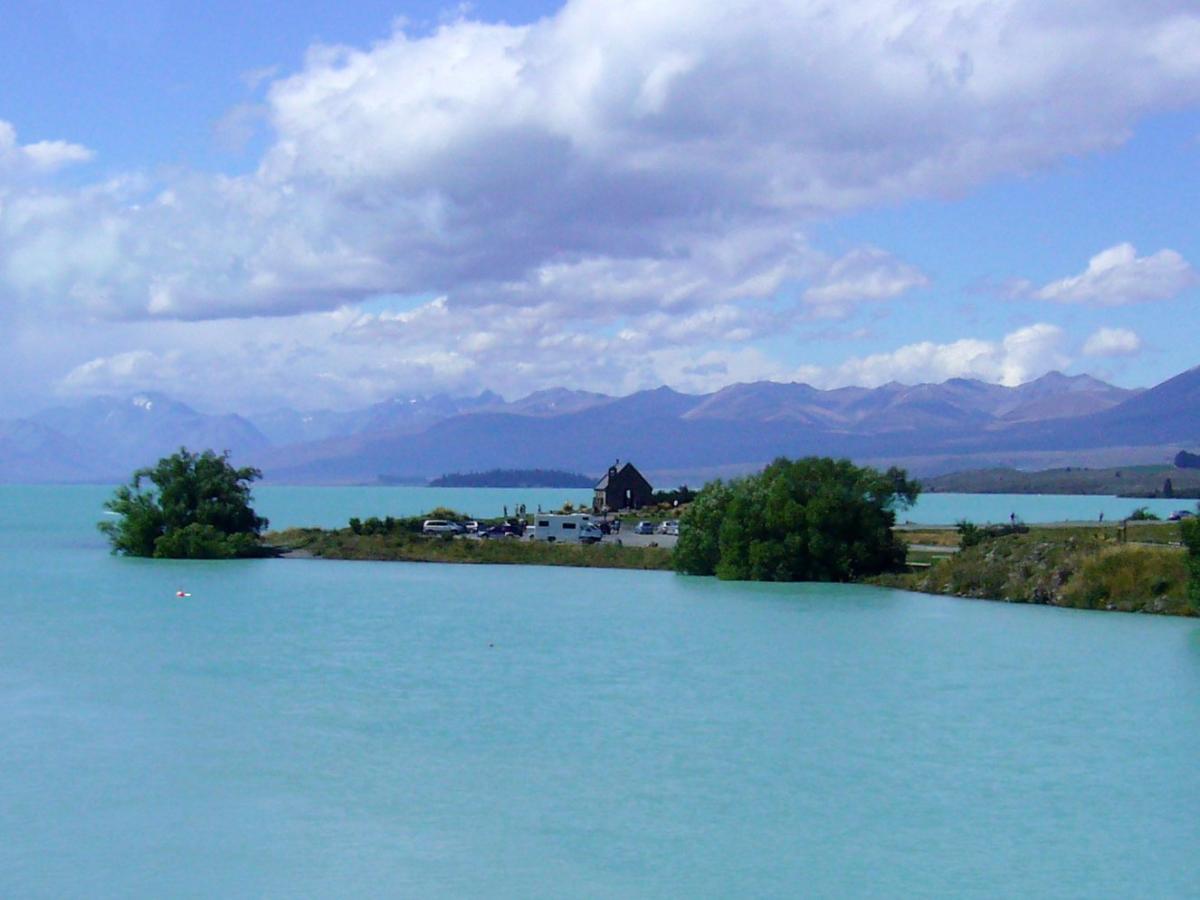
[1061,546,1188,613]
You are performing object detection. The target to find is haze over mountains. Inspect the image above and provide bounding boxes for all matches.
[2,367,1198,485]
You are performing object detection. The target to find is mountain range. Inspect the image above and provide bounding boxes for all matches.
[2,367,1198,485]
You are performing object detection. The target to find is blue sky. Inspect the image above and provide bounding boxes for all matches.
[1,0,1198,415]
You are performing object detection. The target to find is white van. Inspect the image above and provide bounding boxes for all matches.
[531,514,604,544]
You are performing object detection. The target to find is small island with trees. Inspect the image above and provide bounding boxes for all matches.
[428,468,595,488]
[100,448,270,558]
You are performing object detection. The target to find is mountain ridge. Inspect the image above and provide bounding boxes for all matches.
[1,368,1189,484]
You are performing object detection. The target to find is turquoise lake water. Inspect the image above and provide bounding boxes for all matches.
[3,485,1199,897]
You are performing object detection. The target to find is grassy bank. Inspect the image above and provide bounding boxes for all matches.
[267,527,674,571]
[879,528,1194,616]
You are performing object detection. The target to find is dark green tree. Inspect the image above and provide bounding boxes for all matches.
[671,479,733,576]
[1174,450,1200,469]
[674,457,919,581]
[1181,517,1200,612]
[99,448,268,558]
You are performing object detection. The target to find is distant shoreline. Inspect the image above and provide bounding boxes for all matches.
[925,465,1200,499]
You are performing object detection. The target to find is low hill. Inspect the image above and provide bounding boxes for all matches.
[925,465,1200,498]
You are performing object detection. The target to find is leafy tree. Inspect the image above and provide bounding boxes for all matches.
[671,480,733,576]
[1174,450,1200,469]
[99,448,267,558]
[674,457,919,581]
[1181,517,1200,611]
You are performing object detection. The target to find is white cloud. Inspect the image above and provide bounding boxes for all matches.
[802,323,1069,388]
[50,309,1077,415]
[1034,243,1195,306]
[213,103,267,153]
[1082,326,1143,357]
[59,349,177,390]
[4,2,1200,325]
[0,120,93,176]
[5,1,1200,411]
[803,247,929,317]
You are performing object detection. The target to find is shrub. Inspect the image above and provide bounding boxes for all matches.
[1063,546,1187,612]
[957,520,984,548]
[956,519,1029,548]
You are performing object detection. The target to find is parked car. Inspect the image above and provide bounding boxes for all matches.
[464,520,480,533]
[1168,510,1196,521]
[481,523,523,539]
[660,520,679,536]
[633,521,655,535]
[423,519,462,535]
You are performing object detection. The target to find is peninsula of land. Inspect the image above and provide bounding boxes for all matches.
[269,525,673,570]
[268,518,1199,617]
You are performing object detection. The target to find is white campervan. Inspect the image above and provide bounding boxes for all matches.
[531,514,604,544]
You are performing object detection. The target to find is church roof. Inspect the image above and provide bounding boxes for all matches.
[594,461,649,491]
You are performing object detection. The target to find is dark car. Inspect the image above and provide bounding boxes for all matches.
[633,521,655,535]
[482,522,524,539]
